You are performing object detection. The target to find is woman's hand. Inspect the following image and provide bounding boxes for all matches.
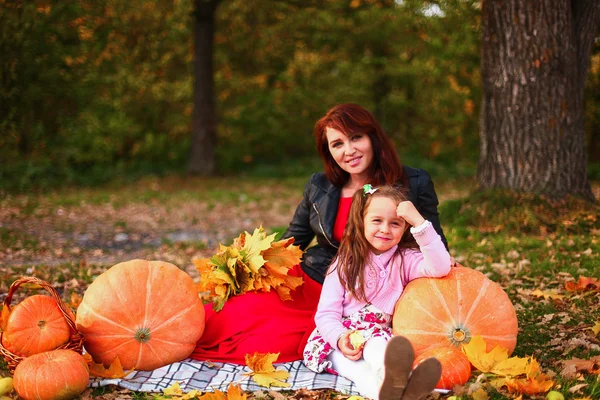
[396,201,425,227]
[337,332,363,361]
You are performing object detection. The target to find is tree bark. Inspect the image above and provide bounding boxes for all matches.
[188,0,220,176]
[478,0,600,201]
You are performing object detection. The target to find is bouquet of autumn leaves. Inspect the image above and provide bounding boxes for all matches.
[193,227,304,311]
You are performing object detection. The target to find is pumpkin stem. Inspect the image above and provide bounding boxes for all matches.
[37,320,46,329]
[449,326,471,346]
[134,327,151,343]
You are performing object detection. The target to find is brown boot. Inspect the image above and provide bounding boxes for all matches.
[378,336,415,400]
[400,357,442,400]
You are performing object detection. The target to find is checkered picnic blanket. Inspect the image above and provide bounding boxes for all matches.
[89,359,359,395]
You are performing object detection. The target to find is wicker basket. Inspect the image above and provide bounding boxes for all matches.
[0,276,84,373]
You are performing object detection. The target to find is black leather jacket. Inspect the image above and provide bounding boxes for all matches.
[282,165,448,284]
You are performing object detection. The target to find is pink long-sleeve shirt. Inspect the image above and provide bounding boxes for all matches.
[314,221,451,349]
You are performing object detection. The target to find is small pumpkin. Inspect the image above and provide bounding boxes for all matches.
[413,345,471,389]
[76,259,205,371]
[1,295,71,357]
[393,266,518,356]
[13,349,89,400]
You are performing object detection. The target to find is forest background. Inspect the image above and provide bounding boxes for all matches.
[1,0,598,190]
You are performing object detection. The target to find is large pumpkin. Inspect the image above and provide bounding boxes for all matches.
[393,266,518,356]
[413,345,471,390]
[2,295,71,357]
[13,349,89,400]
[76,259,205,370]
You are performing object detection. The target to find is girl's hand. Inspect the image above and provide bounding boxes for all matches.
[337,332,363,361]
[396,201,425,227]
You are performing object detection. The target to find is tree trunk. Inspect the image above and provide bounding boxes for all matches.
[478,0,599,201]
[188,0,220,176]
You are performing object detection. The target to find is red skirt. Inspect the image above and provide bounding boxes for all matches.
[190,265,322,364]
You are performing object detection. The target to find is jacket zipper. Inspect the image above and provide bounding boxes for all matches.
[312,203,338,249]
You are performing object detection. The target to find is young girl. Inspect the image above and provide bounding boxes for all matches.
[303,184,451,400]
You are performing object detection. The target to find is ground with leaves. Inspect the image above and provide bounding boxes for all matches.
[1,176,599,399]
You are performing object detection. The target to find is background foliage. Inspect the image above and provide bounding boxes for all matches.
[0,0,598,190]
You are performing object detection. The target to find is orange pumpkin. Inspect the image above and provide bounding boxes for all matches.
[76,259,205,370]
[1,295,71,357]
[13,349,89,400]
[393,266,518,356]
[413,345,472,389]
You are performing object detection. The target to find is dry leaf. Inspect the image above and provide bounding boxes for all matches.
[504,376,554,395]
[471,387,489,400]
[568,383,589,394]
[462,335,509,373]
[164,382,184,396]
[565,276,600,292]
[83,353,129,379]
[244,352,291,388]
[531,289,564,300]
[198,390,227,400]
[227,384,247,400]
[591,321,600,336]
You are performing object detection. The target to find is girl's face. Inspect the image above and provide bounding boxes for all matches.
[363,196,407,254]
[326,127,374,180]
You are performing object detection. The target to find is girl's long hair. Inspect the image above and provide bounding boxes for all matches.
[335,185,419,302]
[313,103,407,187]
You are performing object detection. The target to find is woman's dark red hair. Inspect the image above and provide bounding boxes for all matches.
[313,103,406,187]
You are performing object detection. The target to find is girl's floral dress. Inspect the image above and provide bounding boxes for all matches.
[303,304,393,373]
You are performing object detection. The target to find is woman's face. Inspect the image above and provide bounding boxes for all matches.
[325,127,374,179]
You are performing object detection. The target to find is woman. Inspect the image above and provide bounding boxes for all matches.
[191,103,447,364]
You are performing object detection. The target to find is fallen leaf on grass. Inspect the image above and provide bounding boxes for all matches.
[471,387,489,400]
[591,321,600,336]
[565,276,600,292]
[83,354,129,379]
[503,376,554,395]
[568,383,589,394]
[462,335,509,373]
[244,352,291,388]
[531,289,564,300]
[560,356,600,379]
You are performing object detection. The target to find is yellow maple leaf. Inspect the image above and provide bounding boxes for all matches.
[244,352,291,388]
[83,354,129,378]
[531,289,564,300]
[491,355,530,377]
[227,384,247,400]
[241,227,277,273]
[462,335,509,373]
[164,382,184,396]
[525,357,541,379]
[471,387,489,400]
[591,321,600,336]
